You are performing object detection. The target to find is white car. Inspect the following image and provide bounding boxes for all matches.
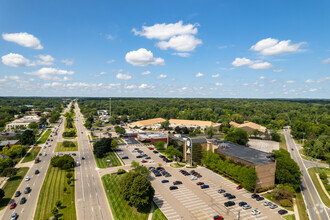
[190,176,198,180]
[43,152,47,156]
[25,177,30,181]
[251,210,261,215]
[243,204,251,210]
[149,160,154,163]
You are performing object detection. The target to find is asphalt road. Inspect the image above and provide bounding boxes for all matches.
[283,129,330,220]
[74,103,113,220]
[1,115,66,220]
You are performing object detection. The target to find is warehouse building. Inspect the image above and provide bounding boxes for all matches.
[137,132,168,144]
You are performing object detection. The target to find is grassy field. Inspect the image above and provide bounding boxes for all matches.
[95,151,122,168]
[0,167,29,210]
[22,147,41,163]
[308,167,330,207]
[279,133,287,150]
[296,192,309,220]
[36,130,52,144]
[283,214,296,220]
[152,202,167,220]
[55,141,78,152]
[102,174,150,220]
[34,166,76,220]
[264,193,294,211]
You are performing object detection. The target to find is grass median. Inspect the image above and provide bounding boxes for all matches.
[34,166,76,220]
[102,174,150,220]
[308,167,330,207]
[22,147,41,163]
[95,151,122,168]
[283,215,296,220]
[0,167,29,210]
[152,201,167,220]
[296,192,309,220]
[36,130,52,144]
[279,133,287,150]
[55,141,78,152]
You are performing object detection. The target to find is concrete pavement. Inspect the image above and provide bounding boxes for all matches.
[283,129,330,220]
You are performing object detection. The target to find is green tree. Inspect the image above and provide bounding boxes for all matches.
[0,158,14,174]
[154,141,165,151]
[121,115,128,123]
[84,120,92,129]
[205,126,217,138]
[28,122,38,129]
[93,138,112,157]
[62,141,75,148]
[225,127,249,145]
[95,119,103,127]
[160,120,170,130]
[131,160,151,177]
[0,188,5,200]
[33,128,39,135]
[1,167,17,177]
[55,200,62,209]
[66,172,73,179]
[20,129,35,145]
[110,140,118,151]
[52,207,59,219]
[114,126,125,135]
[271,131,281,142]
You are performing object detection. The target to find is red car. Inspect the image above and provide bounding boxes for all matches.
[214,216,223,220]
[10,202,16,209]
[196,182,204,186]
[141,160,148,163]
[236,185,243,190]
[33,144,38,146]
[149,147,154,150]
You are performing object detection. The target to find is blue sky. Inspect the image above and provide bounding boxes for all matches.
[0,0,329,98]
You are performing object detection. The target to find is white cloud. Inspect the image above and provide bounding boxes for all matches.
[286,80,296,83]
[132,20,198,40]
[250,38,306,55]
[215,82,223,86]
[309,88,317,92]
[106,83,120,89]
[106,34,115,40]
[157,74,167,79]
[61,59,74,66]
[35,55,54,66]
[125,48,165,66]
[321,58,330,64]
[215,61,220,65]
[106,59,115,64]
[271,79,277,83]
[141,71,151,75]
[2,32,43,49]
[24,67,74,81]
[139,83,155,89]
[212,74,221,78]
[317,76,330,83]
[116,73,132,80]
[273,69,283,72]
[305,79,314,83]
[157,35,202,52]
[96,72,106,77]
[2,53,32,67]
[181,87,187,91]
[196,72,204,77]
[172,52,190,57]
[260,76,265,79]
[125,85,136,89]
[232,57,272,69]
[249,62,273,69]
[232,57,254,67]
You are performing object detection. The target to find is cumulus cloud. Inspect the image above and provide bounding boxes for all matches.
[321,58,330,64]
[106,59,115,64]
[96,72,106,77]
[35,55,54,66]
[212,74,220,78]
[286,80,296,83]
[172,52,190,57]
[196,72,204,77]
[125,48,165,66]
[260,76,265,79]
[24,67,74,81]
[317,76,330,83]
[139,83,155,89]
[61,59,74,66]
[232,57,273,69]
[157,74,167,79]
[2,32,43,49]
[125,85,136,89]
[305,79,314,83]
[116,73,132,80]
[157,35,202,52]
[309,88,317,92]
[215,82,223,86]
[2,53,32,67]
[250,38,306,56]
[273,69,283,72]
[141,71,151,75]
[132,20,198,40]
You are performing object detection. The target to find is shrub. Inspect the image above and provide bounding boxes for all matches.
[63,141,75,148]
[280,199,293,207]
[117,169,126,175]
[319,172,327,180]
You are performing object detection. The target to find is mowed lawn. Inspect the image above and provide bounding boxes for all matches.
[152,202,167,220]
[102,174,150,220]
[22,147,41,163]
[55,141,78,152]
[34,166,76,220]
[36,130,52,144]
[308,167,330,207]
[0,167,29,210]
[95,151,122,168]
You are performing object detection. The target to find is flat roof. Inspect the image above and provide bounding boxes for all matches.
[213,140,274,166]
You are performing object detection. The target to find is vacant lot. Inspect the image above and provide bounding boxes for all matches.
[22,147,41,163]
[34,166,76,220]
[55,141,78,152]
[95,151,122,168]
[248,139,279,153]
[102,174,150,220]
[0,167,29,210]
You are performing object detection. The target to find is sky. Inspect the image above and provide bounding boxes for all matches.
[0,0,329,98]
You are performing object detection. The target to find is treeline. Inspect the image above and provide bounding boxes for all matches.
[201,150,257,191]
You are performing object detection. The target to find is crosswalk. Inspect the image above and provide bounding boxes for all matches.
[153,192,181,220]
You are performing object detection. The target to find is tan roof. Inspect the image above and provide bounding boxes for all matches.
[131,118,166,127]
[169,119,215,127]
[229,121,241,127]
[230,121,266,133]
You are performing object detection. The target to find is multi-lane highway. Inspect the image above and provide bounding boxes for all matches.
[284,129,330,220]
[74,103,113,220]
[1,106,69,220]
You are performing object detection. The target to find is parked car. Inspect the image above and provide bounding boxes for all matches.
[236,185,243,190]
[251,210,261,215]
[243,204,251,210]
[11,212,18,220]
[173,181,182,185]
[24,187,31,194]
[122,156,129,159]
[161,180,169,183]
[239,202,247,206]
[227,195,236,199]
[145,156,151,159]
[264,201,272,206]
[251,194,260,199]
[20,197,27,204]
[201,185,209,189]
[213,216,224,220]
[14,191,21,197]
[169,186,178,190]
[190,176,198,180]
[196,182,204,186]
[82,156,85,160]
[224,193,231,197]
[256,197,264,201]
[278,210,288,215]
[136,155,143,158]
[270,204,278,209]
[72,153,77,156]
[153,150,158,154]
[218,189,226,193]
[10,202,16,209]
[224,201,235,207]
[25,177,30,181]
